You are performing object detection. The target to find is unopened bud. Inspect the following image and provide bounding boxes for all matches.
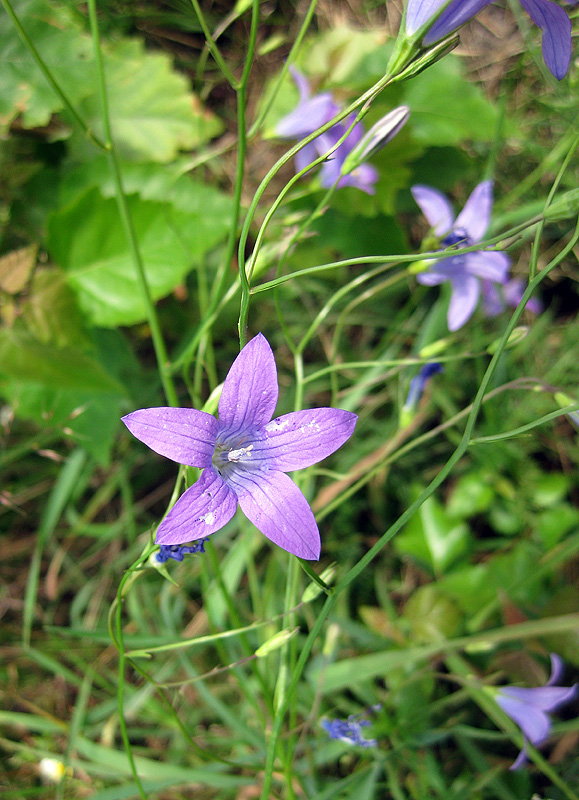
[486,326,529,354]
[544,189,579,222]
[341,107,410,174]
[301,563,337,602]
[392,35,459,82]
[255,627,299,658]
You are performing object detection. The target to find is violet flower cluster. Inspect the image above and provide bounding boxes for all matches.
[495,654,577,769]
[276,67,409,194]
[404,0,576,80]
[123,334,357,561]
[412,180,512,331]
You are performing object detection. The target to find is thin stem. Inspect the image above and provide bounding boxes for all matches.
[236,0,260,348]
[87,0,178,407]
[188,0,239,88]
[1,0,107,151]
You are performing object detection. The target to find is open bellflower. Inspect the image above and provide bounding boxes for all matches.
[322,705,381,747]
[412,181,510,331]
[495,654,578,769]
[122,334,357,560]
[404,0,575,79]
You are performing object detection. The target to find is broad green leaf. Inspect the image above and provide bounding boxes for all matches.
[532,472,571,508]
[401,57,498,146]
[74,39,222,163]
[403,585,463,643]
[0,327,124,393]
[3,380,123,465]
[536,505,579,549]
[394,493,470,574]
[47,183,232,326]
[21,268,91,349]
[446,472,495,519]
[1,0,221,161]
[0,0,94,131]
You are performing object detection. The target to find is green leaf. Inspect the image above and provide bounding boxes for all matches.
[394,492,470,574]
[400,57,498,146]
[532,472,571,508]
[446,472,495,519]
[0,327,124,393]
[74,39,222,162]
[536,505,579,549]
[403,586,463,643]
[0,0,95,131]
[47,182,232,327]
[3,381,123,465]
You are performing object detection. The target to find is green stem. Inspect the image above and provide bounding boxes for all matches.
[1,0,107,150]
[188,0,239,88]
[87,0,178,407]
[236,0,260,348]
[259,220,579,796]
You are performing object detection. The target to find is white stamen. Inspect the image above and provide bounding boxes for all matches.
[227,444,253,462]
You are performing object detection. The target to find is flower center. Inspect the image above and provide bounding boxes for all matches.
[442,227,470,247]
[212,435,263,484]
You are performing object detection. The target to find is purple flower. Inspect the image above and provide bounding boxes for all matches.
[495,654,577,769]
[412,181,511,331]
[404,363,443,412]
[153,540,207,564]
[404,0,575,79]
[275,69,379,194]
[122,334,357,560]
[322,706,381,747]
[482,277,543,316]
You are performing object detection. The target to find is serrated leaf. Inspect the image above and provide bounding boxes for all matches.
[0,0,95,131]
[47,182,231,326]
[76,39,222,163]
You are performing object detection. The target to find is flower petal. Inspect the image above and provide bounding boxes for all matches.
[405,0,448,35]
[518,0,572,79]
[495,692,552,745]
[548,653,565,685]
[234,470,321,560]
[411,185,455,236]
[122,407,218,467]
[454,180,493,242]
[500,684,578,712]
[448,273,480,330]
[276,94,340,138]
[423,0,492,43]
[465,250,510,283]
[218,334,279,436]
[253,408,357,471]
[155,468,238,545]
[416,255,464,285]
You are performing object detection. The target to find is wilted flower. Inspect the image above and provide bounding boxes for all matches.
[404,0,575,79]
[322,706,381,747]
[482,277,542,317]
[152,541,207,564]
[495,654,577,769]
[412,181,510,331]
[123,334,357,560]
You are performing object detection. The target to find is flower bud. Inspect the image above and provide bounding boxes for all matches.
[341,107,410,174]
[544,189,579,222]
[255,627,299,658]
[301,563,337,602]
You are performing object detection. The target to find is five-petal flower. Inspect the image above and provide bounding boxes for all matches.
[122,334,357,561]
[495,654,577,769]
[412,180,511,331]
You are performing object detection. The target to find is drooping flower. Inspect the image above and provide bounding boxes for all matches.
[402,362,443,424]
[482,277,542,317]
[495,654,577,769]
[122,334,357,561]
[322,706,381,747]
[412,181,511,331]
[404,0,575,79]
